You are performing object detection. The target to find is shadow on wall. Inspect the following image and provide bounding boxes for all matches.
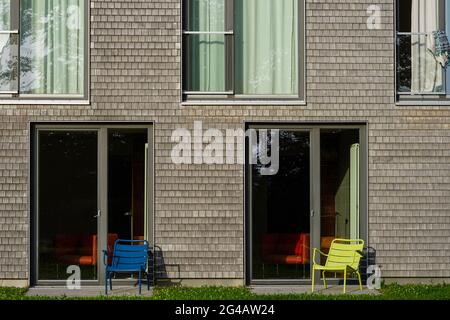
[359,246,377,282]
[151,245,376,286]
[153,245,181,285]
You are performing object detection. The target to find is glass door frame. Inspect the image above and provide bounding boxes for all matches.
[245,123,367,286]
[31,123,154,286]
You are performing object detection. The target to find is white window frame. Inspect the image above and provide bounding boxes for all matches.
[0,0,89,104]
[181,0,306,105]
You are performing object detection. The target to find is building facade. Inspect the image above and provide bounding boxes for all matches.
[1,0,450,288]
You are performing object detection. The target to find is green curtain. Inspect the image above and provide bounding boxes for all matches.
[0,0,10,30]
[20,0,84,95]
[187,0,226,92]
[235,0,298,95]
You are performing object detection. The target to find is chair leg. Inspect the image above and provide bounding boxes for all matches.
[322,271,327,289]
[110,273,113,290]
[311,267,315,292]
[262,263,265,279]
[343,271,347,294]
[147,271,151,290]
[105,272,108,295]
[357,271,363,291]
[138,270,142,295]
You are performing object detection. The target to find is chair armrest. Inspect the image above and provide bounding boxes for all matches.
[102,250,109,266]
[312,248,328,265]
[349,250,365,271]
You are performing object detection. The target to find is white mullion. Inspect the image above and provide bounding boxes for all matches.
[182,31,233,35]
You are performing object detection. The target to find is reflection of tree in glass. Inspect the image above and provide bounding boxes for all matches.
[0,35,18,91]
[252,130,309,190]
[43,131,95,160]
[252,130,310,234]
[20,2,84,94]
[253,130,308,176]
[0,0,10,30]
[397,36,412,92]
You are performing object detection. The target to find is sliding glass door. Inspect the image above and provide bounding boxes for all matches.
[319,129,361,276]
[36,130,99,281]
[34,125,152,285]
[247,125,366,284]
[250,129,312,281]
[106,129,149,280]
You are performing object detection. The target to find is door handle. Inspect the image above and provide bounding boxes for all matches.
[93,210,101,218]
[310,210,314,217]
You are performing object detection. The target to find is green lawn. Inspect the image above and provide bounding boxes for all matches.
[1,284,450,300]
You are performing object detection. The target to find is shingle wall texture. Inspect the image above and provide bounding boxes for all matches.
[1,0,450,281]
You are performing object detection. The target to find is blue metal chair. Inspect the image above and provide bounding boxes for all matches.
[103,239,150,295]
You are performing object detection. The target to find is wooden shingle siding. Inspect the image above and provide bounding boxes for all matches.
[1,0,450,281]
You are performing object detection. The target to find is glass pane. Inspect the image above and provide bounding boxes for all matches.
[187,0,225,31]
[397,34,412,92]
[185,34,226,92]
[107,129,148,279]
[397,0,445,32]
[20,0,85,95]
[38,131,98,281]
[397,34,445,93]
[0,0,10,30]
[397,0,446,94]
[251,130,311,280]
[235,0,298,95]
[320,129,360,278]
[0,33,18,92]
[397,0,412,32]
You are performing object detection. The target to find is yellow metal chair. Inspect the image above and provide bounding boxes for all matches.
[311,238,364,293]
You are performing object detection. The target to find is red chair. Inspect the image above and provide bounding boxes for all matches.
[55,233,119,278]
[261,233,310,278]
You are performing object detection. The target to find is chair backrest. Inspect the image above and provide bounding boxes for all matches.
[111,239,149,271]
[301,233,310,262]
[325,239,364,271]
[261,233,307,257]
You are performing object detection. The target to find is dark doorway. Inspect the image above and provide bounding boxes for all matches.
[107,129,148,241]
[251,130,311,280]
[37,130,98,280]
[107,129,148,279]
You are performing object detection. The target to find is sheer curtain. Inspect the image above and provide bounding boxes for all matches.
[187,0,226,92]
[0,0,9,30]
[20,0,85,95]
[411,0,444,93]
[235,0,298,95]
[0,0,16,92]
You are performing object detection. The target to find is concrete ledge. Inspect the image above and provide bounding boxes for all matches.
[27,286,153,297]
[251,285,379,296]
[0,279,29,288]
[157,279,245,287]
[383,278,450,285]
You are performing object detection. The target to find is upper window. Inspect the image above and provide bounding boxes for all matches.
[182,0,304,101]
[0,0,86,100]
[396,0,450,102]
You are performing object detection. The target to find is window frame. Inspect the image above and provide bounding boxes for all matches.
[395,0,450,104]
[181,0,305,104]
[244,122,368,285]
[30,122,155,286]
[0,0,89,103]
